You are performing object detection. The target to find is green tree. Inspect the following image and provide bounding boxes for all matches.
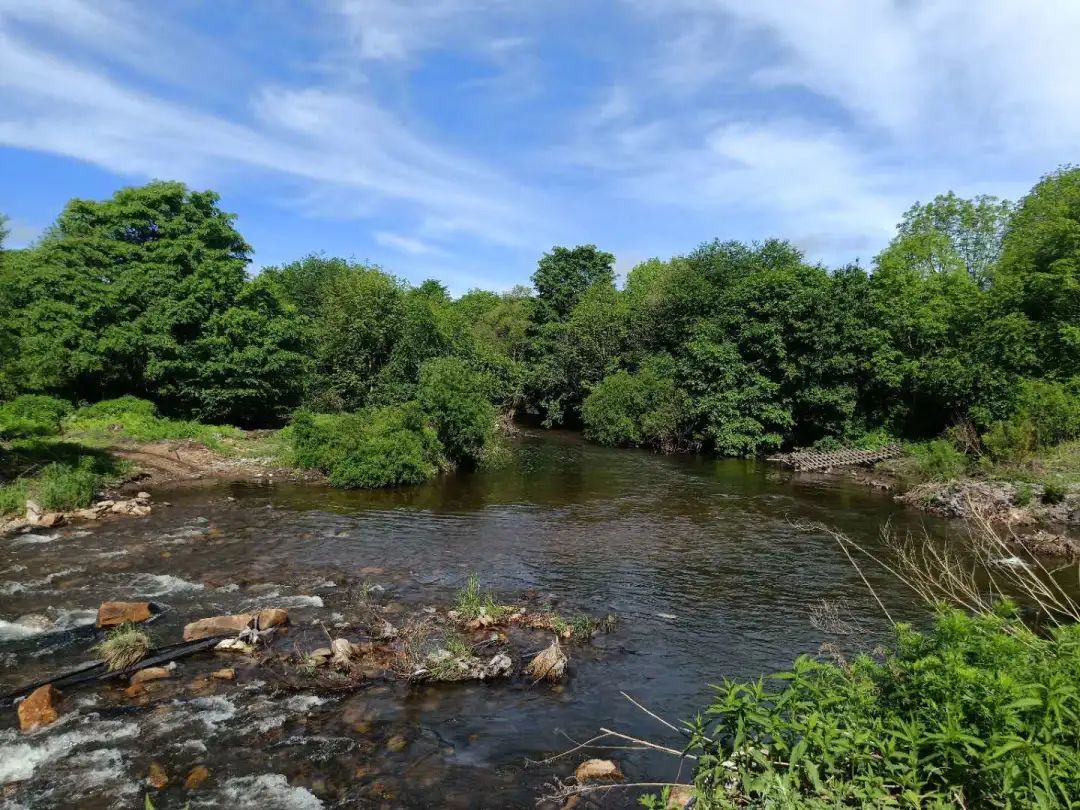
[531,244,615,323]
[994,166,1080,379]
[877,192,1012,287]
[0,182,303,423]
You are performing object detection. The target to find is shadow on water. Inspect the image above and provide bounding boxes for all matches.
[0,429,987,808]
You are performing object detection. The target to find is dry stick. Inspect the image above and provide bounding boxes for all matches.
[526,731,648,767]
[620,691,684,736]
[824,526,894,625]
[598,727,696,760]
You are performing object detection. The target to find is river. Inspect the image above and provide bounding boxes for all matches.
[1,430,962,808]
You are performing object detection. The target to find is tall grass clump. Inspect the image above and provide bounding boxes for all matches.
[454,575,511,621]
[0,395,73,439]
[909,438,968,481]
[95,622,151,671]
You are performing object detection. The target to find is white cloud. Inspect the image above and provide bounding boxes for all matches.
[0,4,547,250]
[373,231,446,256]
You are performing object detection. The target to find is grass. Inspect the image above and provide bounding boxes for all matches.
[0,440,127,516]
[454,575,512,621]
[64,396,242,452]
[95,622,151,672]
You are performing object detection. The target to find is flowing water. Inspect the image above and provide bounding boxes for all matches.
[1,430,973,808]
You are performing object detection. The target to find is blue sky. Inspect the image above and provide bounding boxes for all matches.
[2,1,1079,293]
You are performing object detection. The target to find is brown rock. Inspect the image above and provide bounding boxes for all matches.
[184,765,210,790]
[124,683,145,699]
[183,614,254,641]
[256,608,289,630]
[147,761,169,789]
[574,759,623,783]
[183,608,288,641]
[386,734,408,752]
[130,666,173,685]
[97,601,154,628]
[25,499,42,522]
[211,668,235,680]
[38,512,66,528]
[17,684,62,732]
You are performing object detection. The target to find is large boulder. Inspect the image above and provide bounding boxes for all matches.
[97,601,155,628]
[182,608,288,641]
[18,684,62,732]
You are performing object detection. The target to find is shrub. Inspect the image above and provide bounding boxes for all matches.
[582,358,688,450]
[1041,480,1067,505]
[291,403,444,489]
[0,395,73,439]
[417,357,498,465]
[910,438,968,481]
[681,608,1080,808]
[983,379,1080,463]
[1013,482,1034,506]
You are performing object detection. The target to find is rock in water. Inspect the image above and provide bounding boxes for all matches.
[24,500,42,523]
[211,668,235,680]
[97,601,154,628]
[183,608,289,640]
[130,665,173,685]
[18,684,62,732]
[38,512,66,528]
[574,759,623,783]
[331,637,355,667]
[184,765,210,790]
[147,761,169,789]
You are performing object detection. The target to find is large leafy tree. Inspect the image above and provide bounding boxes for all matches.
[0,182,304,423]
[993,166,1080,380]
[531,244,615,323]
[877,192,1013,288]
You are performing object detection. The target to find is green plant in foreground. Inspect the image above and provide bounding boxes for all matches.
[95,622,152,672]
[454,575,510,621]
[681,607,1080,808]
[1041,480,1067,505]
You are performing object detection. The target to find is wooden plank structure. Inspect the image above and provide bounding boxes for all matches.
[768,445,903,472]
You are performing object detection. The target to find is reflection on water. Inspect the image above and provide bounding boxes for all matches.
[1,430,966,808]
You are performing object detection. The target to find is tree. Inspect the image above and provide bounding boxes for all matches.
[0,182,304,422]
[876,192,1012,287]
[531,244,615,323]
[994,166,1080,379]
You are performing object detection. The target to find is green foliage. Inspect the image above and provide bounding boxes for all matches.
[910,439,969,481]
[0,182,304,424]
[417,357,497,465]
[531,244,615,324]
[65,396,241,451]
[0,394,73,438]
[582,356,688,450]
[686,609,1080,808]
[0,441,124,515]
[454,575,511,621]
[290,405,444,489]
[1041,480,1067,505]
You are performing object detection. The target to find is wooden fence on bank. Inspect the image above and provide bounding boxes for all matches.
[768,445,903,472]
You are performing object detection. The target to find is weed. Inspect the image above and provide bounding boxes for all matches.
[910,438,968,481]
[95,622,151,671]
[66,396,241,452]
[1042,480,1067,505]
[1013,481,1034,506]
[454,575,511,621]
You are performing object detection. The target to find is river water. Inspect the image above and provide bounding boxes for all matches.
[1,430,963,808]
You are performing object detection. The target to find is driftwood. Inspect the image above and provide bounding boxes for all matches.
[1,635,229,704]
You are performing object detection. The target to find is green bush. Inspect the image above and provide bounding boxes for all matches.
[582,358,688,450]
[0,395,73,439]
[677,608,1080,808]
[291,404,444,489]
[0,479,29,516]
[910,439,968,481]
[417,357,497,465]
[1041,480,1067,505]
[1013,482,1035,506]
[983,380,1080,463]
